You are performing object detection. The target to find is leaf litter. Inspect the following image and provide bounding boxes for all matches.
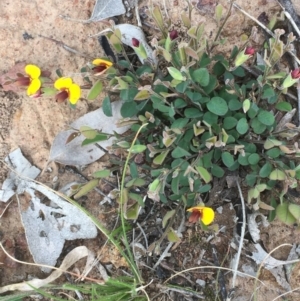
[0,148,97,272]
[49,100,130,165]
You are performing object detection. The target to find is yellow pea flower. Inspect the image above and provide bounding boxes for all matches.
[92,58,113,76]
[54,77,81,105]
[16,64,41,96]
[187,206,215,225]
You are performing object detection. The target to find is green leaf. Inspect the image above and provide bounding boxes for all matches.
[171,118,189,129]
[171,176,180,194]
[203,112,218,125]
[121,102,138,118]
[257,110,275,126]
[120,87,138,102]
[74,179,99,199]
[246,174,257,186]
[213,61,226,76]
[264,138,282,150]
[102,96,112,117]
[56,69,63,77]
[80,125,98,139]
[228,99,242,111]
[171,147,191,158]
[196,166,212,183]
[266,147,281,158]
[130,145,146,154]
[192,68,210,87]
[236,118,249,135]
[167,228,181,242]
[198,184,212,193]
[174,98,187,108]
[259,162,273,178]
[41,87,57,96]
[184,108,203,118]
[129,192,144,206]
[87,79,103,100]
[215,4,223,23]
[222,152,234,167]
[207,97,228,116]
[223,117,237,130]
[211,164,225,178]
[134,90,150,100]
[275,101,292,112]
[167,67,185,81]
[262,86,275,100]
[243,99,251,113]
[238,153,250,166]
[276,203,296,225]
[153,150,170,165]
[130,162,138,178]
[125,201,141,220]
[126,178,146,188]
[251,118,266,134]
[288,204,300,220]
[248,153,260,165]
[247,103,259,118]
[269,169,286,180]
[82,133,109,146]
[268,198,277,222]
[92,170,110,178]
[162,210,175,228]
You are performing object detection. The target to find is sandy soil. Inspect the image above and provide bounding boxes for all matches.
[1,0,300,300]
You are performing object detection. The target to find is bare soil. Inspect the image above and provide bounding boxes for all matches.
[1,0,300,300]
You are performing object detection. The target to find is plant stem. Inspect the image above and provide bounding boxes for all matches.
[209,0,234,53]
[120,123,149,283]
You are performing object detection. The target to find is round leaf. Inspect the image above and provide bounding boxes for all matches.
[288,204,300,220]
[259,162,273,178]
[167,67,185,81]
[223,117,237,130]
[211,164,225,178]
[243,99,251,113]
[269,169,286,180]
[207,97,228,116]
[276,203,296,225]
[275,101,292,112]
[121,102,138,118]
[192,68,210,87]
[257,110,275,126]
[236,118,249,135]
[248,153,260,165]
[222,152,234,167]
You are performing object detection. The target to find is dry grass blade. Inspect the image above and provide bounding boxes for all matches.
[231,178,246,290]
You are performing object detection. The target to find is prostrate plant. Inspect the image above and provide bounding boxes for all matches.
[11,5,300,226]
[96,5,300,226]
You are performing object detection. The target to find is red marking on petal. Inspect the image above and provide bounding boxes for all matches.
[55,90,69,103]
[188,210,202,223]
[15,77,30,86]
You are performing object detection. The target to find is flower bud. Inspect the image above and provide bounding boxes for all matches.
[132,38,140,47]
[291,68,300,79]
[234,47,255,67]
[131,38,147,60]
[282,69,300,89]
[169,30,178,41]
[165,30,179,52]
[244,46,255,56]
